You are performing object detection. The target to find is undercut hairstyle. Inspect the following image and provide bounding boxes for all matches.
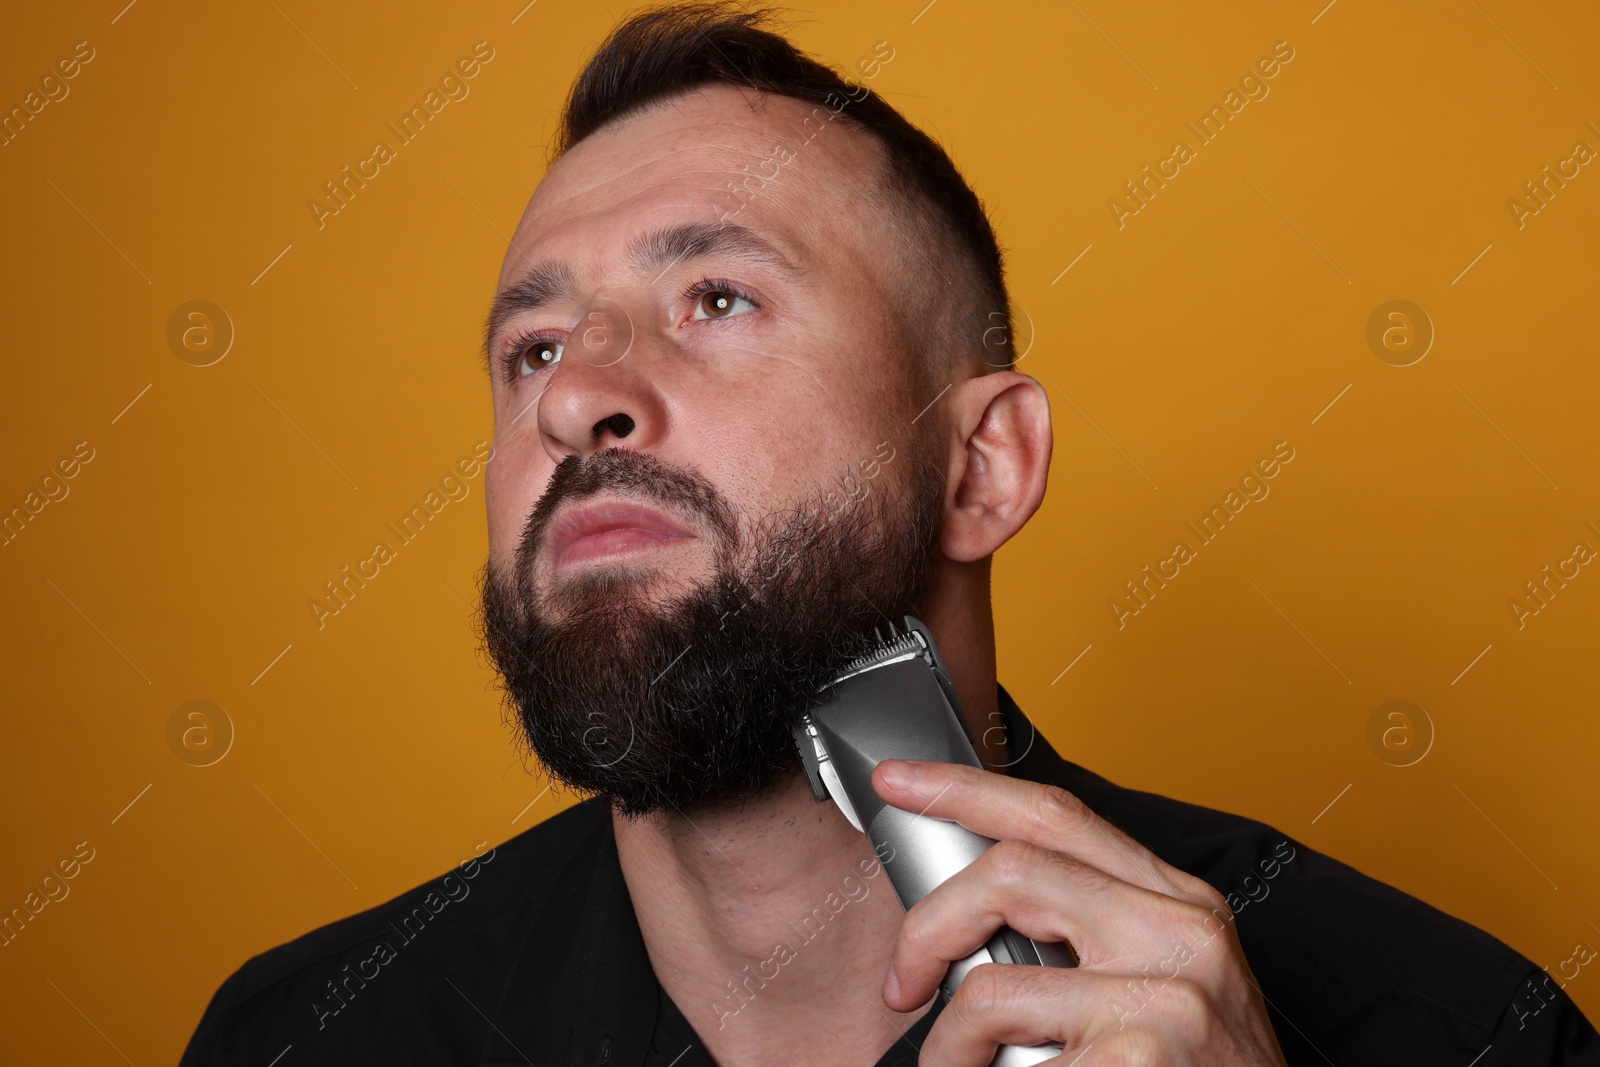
[550,1,1016,396]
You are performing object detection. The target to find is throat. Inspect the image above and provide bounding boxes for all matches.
[612,771,931,1062]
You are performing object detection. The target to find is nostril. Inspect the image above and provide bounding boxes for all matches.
[594,412,635,441]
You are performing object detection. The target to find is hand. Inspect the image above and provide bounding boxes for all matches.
[870,759,1288,1066]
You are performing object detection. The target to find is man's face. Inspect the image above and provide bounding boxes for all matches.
[484,84,930,587]
[479,85,948,816]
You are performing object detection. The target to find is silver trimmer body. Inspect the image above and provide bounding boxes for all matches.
[793,617,1077,1067]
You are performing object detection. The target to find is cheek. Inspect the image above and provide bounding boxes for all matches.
[686,361,887,501]
[703,418,834,512]
[483,442,551,565]
[664,372,812,495]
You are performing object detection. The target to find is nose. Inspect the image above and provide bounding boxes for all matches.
[535,294,668,462]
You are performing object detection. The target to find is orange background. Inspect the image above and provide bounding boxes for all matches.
[3,0,1597,1060]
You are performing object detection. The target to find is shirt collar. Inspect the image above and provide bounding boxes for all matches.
[481,682,1061,1066]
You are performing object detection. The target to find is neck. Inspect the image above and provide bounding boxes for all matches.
[928,558,1002,768]
[614,773,923,1065]
[614,559,1001,1065]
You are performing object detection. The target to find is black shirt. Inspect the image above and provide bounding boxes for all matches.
[180,685,1600,1065]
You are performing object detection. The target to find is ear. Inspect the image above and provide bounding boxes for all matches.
[939,372,1052,563]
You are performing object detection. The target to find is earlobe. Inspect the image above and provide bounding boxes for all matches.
[939,373,1052,563]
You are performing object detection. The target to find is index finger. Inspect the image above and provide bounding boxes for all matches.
[871,759,1221,908]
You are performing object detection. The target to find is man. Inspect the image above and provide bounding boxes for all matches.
[182,4,1599,1064]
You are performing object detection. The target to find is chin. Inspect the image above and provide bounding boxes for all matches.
[541,558,707,618]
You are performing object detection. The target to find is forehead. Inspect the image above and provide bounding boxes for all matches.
[500,84,891,288]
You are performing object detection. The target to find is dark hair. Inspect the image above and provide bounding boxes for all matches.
[551,1,1015,386]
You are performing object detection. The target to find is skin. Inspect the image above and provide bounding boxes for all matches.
[484,84,1285,1066]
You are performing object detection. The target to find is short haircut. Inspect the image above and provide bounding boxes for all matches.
[551,1,1016,394]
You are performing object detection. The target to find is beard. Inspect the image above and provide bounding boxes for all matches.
[479,439,945,819]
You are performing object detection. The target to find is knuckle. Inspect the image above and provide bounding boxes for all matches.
[1174,898,1225,939]
[1034,784,1089,834]
[1102,1028,1164,1067]
[898,907,935,956]
[1204,890,1235,928]
[950,962,1013,1022]
[1159,978,1214,1035]
[986,838,1041,884]
[1185,874,1230,913]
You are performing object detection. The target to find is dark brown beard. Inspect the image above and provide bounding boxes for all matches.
[479,441,944,818]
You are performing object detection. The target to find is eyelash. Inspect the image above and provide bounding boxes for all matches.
[497,276,761,383]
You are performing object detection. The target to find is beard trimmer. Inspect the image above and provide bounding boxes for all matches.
[792,616,1078,1067]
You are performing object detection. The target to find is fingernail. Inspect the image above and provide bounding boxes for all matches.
[883,963,900,1002]
[878,760,915,790]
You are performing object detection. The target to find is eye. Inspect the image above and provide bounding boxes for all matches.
[690,285,756,321]
[511,337,563,379]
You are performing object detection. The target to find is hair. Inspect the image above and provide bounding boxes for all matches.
[550,1,1016,395]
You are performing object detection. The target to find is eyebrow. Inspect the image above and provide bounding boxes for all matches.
[482,220,801,361]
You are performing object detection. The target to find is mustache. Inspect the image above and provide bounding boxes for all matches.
[512,448,740,593]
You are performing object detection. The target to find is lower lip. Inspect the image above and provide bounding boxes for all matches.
[556,528,694,567]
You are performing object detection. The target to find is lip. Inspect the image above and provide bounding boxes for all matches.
[546,498,698,568]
